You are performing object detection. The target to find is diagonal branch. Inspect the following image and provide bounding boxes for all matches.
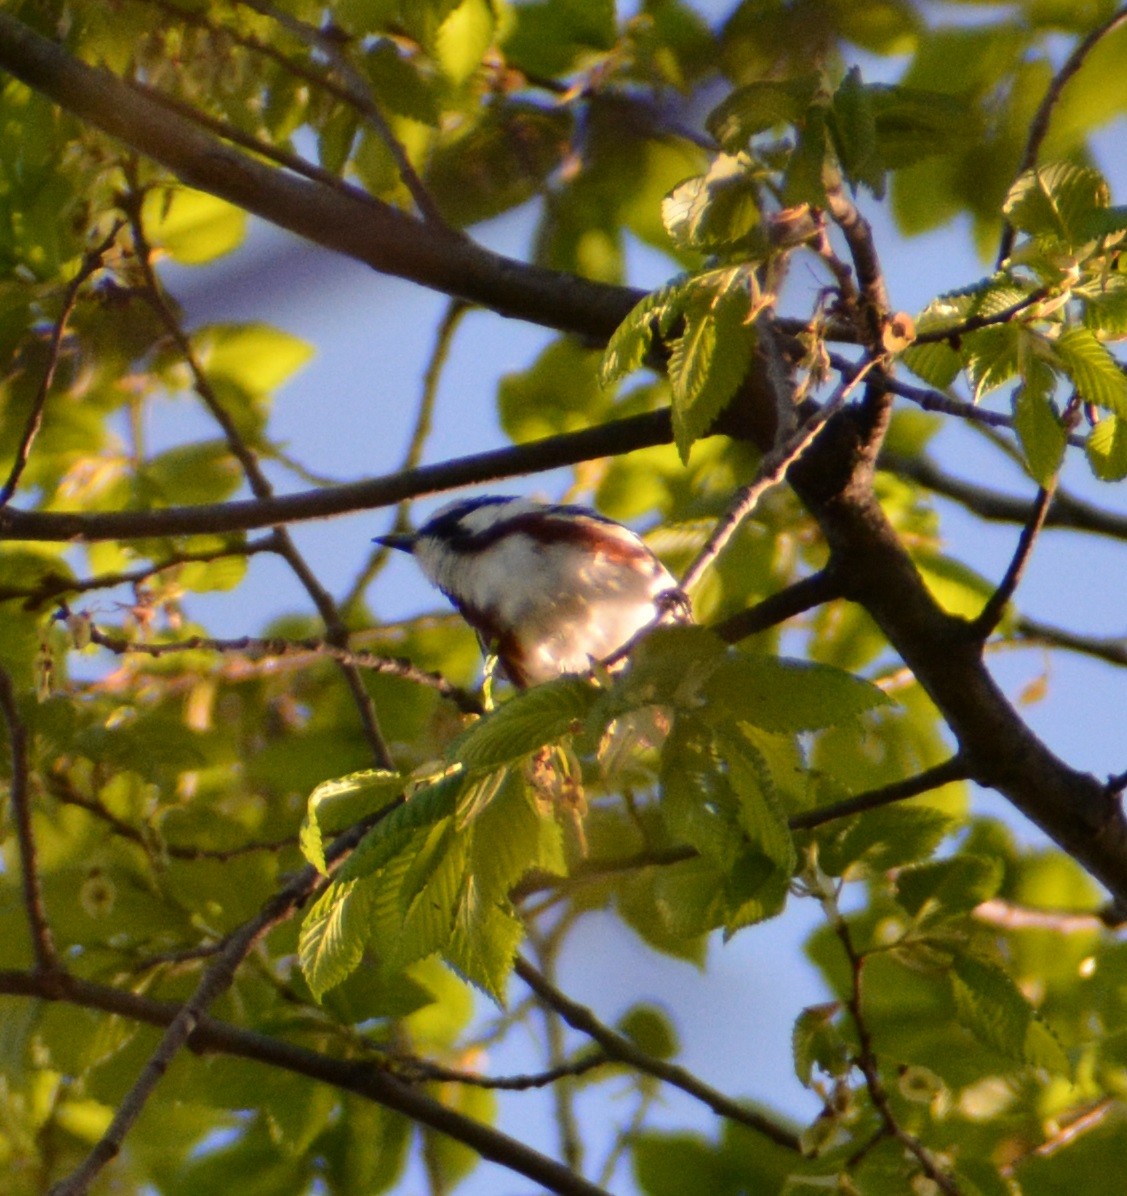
[0,967,607,1196]
[997,5,1127,267]
[0,665,60,975]
[237,0,448,227]
[680,358,879,594]
[124,192,392,768]
[0,222,122,508]
[969,482,1057,640]
[788,757,970,831]
[711,569,843,644]
[47,810,394,1196]
[513,956,802,1151]
[879,450,1125,539]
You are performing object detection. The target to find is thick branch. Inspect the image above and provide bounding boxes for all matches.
[0,13,640,343]
[790,406,1127,900]
[0,410,673,542]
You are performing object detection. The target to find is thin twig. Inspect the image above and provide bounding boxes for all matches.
[997,6,1127,267]
[1013,615,1127,667]
[0,223,122,507]
[79,621,483,714]
[0,666,60,974]
[47,774,298,862]
[126,78,374,201]
[969,482,1057,640]
[124,192,394,767]
[911,286,1051,345]
[880,449,1120,535]
[398,1050,609,1091]
[973,898,1115,934]
[238,0,448,225]
[829,902,961,1194]
[513,956,802,1152]
[836,363,1088,450]
[711,569,843,644]
[0,534,279,610]
[788,757,970,831]
[344,298,471,613]
[1003,1098,1120,1175]
[680,360,879,594]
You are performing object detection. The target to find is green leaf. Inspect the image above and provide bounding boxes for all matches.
[830,68,883,197]
[141,441,242,507]
[816,806,953,878]
[865,83,968,170]
[792,1003,849,1086]
[600,276,692,387]
[894,854,1004,919]
[949,953,1069,1074]
[1086,414,1127,480]
[502,0,617,77]
[499,338,609,442]
[196,323,314,396]
[706,75,821,152]
[434,0,495,86]
[301,768,405,873]
[900,339,962,389]
[620,1004,679,1060]
[446,881,524,1002]
[1012,377,1066,486]
[456,676,599,772]
[660,718,742,866]
[782,103,830,207]
[668,282,756,462]
[361,40,440,125]
[661,156,762,253]
[1003,161,1110,249]
[299,877,375,1000]
[704,655,890,733]
[336,771,462,884]
[1054,326,1127,416]
[141,186,248,265]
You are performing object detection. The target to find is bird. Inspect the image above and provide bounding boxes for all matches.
[376,495,691,688]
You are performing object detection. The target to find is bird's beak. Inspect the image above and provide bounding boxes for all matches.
[373,530,418,553]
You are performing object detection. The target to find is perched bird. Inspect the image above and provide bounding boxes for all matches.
[376,496,691,688]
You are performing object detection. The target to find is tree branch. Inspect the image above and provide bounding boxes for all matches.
[711,570,843,644]
[997,5,1127,267]
[0,222,122,508]
[513,956,803,1152]
[0,409,674,542]
[789,757,970,831]
[0,13,645,345]
[828,902,960,1194]
[969,482,1056,640]
[81,621,483,714]
[1013,614,1127,668]
[48,808,399,1196]
[0,967,608,1196]
[0,665,60,975]
[879,450,1126,540]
